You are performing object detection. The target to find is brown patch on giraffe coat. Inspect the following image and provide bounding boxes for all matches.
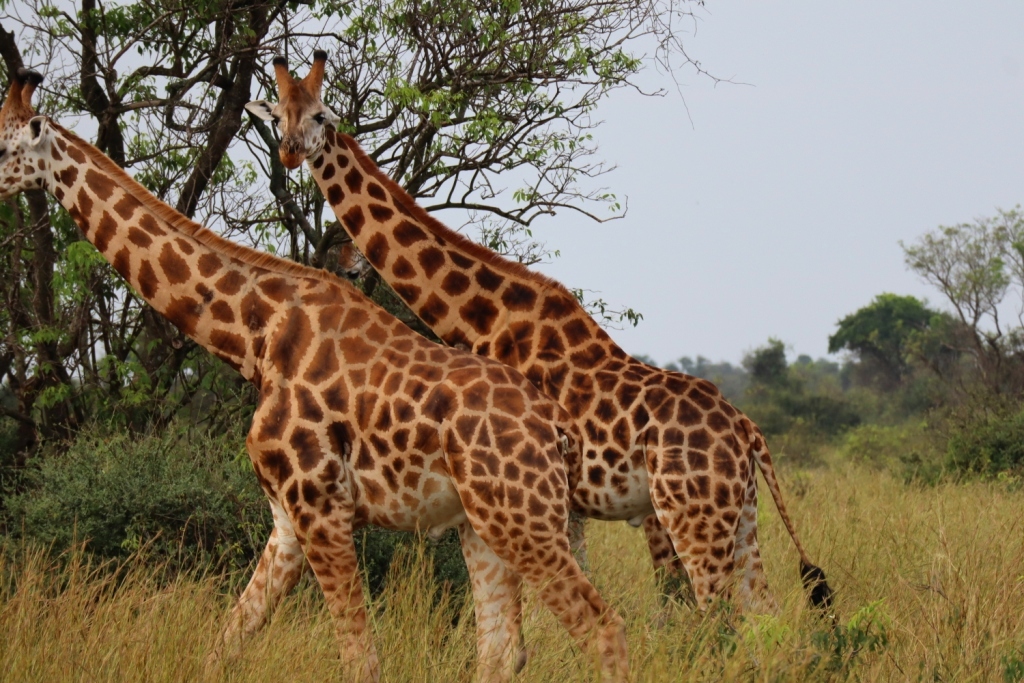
[269,308,313,377]
[367,182,386,200]
[677,400,703,424]
[492,386,526,416]
[241,291,275,331]
[394,220,428,246]
[688,428,713,451]
[536,326,566,361]
[137,261,159,298]
[85,168,115,201]
[562,318,592,347]
[327,184,344,205]
[449,252,473,269]
[159,243,191,284]
[93,212,118,253]
[74,188,94,226]
[291,427,324,471]
[210,330,246,358]
[112,248,131,281]
[322,380,349,413]
[712,446,737,478]
[474,265,504,291]
[392,283,421,304]
[127,227,152,248]
[707,411,731,433]
[135,213,166,237]
[344,167,363,193]
[295,385,325,422]
[111,193,143,220]
[342,205,365,235]
[215,269,246,295]
[459,296,500,335]
[687,386,717,411]
[259,277,297,302]
[418,294,450,326]
[391,256,415,279]
[258,449,293,489]
[65,144,86,164]
[417,247,446,278]
[304,340,340,384]
[340,336,377,365]
[164,296,202,336]
[539,294,574,320]
[210,301,234,323]
[365,234,390,268]
[441,271,470,296]
[368,204,394,222]
[58,165,77,186]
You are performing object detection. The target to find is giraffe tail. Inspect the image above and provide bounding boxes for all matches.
[748,423,835,613]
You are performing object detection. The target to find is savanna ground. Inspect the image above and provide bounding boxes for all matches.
[2,460,1022,683]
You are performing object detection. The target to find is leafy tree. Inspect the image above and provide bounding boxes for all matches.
[902,208,1024,395]
[828,294,936,389]
[743,338,790,389]
[0,0,711,455]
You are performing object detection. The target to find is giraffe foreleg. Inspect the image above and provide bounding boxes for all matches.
[283,469,379,683]
[208,499,304,668]
[458,522,526,683]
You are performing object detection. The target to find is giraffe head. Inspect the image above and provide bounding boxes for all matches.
[0,69,53,199]
[336,238,371,280]
[245,51,340,169]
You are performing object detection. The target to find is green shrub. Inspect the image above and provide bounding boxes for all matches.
[947,408,1024,477]
[3,426,270,575]
[839,421,945,481]
[2,423,469,595]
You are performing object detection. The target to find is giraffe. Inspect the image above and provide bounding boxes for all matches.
[248,51,835,618]
[0,69,630,683]
[336,233,371,280]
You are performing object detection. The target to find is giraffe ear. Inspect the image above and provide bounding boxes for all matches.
[245,100,276,122]
[27,116,49,147]
[323,107,341,128]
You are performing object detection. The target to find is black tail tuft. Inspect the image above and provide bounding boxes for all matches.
[800,561,835,613]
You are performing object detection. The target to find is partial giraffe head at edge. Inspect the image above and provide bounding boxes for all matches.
[0,68,52,199]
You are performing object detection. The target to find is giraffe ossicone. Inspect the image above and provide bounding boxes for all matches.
[0,68,630,683]
[255,52,835,618]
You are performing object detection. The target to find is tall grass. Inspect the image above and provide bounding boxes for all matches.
[2,464,1022,682]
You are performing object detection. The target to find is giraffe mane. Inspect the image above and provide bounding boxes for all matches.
[49,120,344,287]
[337,130,581,303]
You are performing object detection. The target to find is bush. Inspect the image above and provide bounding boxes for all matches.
[1,423,469,595]
[3,426,270,575]
[947,407,1024,477]
[839,421,945,482]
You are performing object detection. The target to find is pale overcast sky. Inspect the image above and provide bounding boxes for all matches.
[530,2,1024,366]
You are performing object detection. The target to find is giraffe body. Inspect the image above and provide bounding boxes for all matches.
[0,71,629,682]
[252,52,834,615]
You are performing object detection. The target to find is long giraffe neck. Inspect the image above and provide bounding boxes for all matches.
[44,122,320,384]
[310,129,638,406]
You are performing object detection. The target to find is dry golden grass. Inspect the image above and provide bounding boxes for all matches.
[2,463,1022,682]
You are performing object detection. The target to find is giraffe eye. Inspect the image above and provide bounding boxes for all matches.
[313,113,326,125]
[271,115,280,127]
[0,148,6,159]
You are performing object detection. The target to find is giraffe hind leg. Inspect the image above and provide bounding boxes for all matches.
[458,522,526,683]
[731,468,778,613]
[642,513,695,618]
[458,488,628,681]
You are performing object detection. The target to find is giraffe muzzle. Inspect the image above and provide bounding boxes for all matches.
[278,138,307,169]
